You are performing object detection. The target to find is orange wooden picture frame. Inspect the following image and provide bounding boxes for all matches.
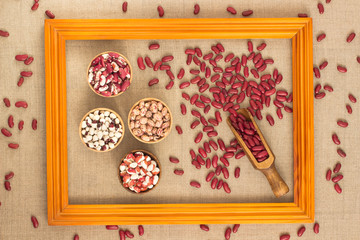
[45,18,314,225]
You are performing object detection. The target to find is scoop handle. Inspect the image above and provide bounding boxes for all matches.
[260,163,289,198]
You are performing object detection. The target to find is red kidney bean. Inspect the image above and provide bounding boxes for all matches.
[346,32,356,43]
[215,165,222,176]
[5,172,14,180]
[32,119,37,130]
[153,60,162,71]
[122,1,128,12]
[313,223,319,234]
[223,182,231,194]
[190,94,199,104]
[178,81,190,89]
[18,120,24,130]
[15,54,28,61]
[8,115,14,128]
[138,225,144,236]
[323,85,333,92]
[3,98,10,107]
[247,40,253,52]
[137,57,145,70]
[149,43,160,50]
[209,140,218,151]
[0,30,9,37]
[192,160,201,169]
[298,13,308,17]
[235,151,245,159]
[217,179,223,190]
[176,68,185,80]
[266,114,275,126]
[337,148,346,158]
[31,2,39,10]
[169,157,180,164]
[199,147,207,158]
[315,92,326,99]
[357,56,360,64]
[206,158,211,168]
[318,3,324,14]
[220,157,229,167]
[180,104,187,115]
[216,43,225,52]
[31,216,39,228]
[233,224,240,233]
[214,111,222,123]
[348,93,357,103]
[160,64,171,71]
[337,120,348,127]
[21,71,33,77]
[119,230,126,240]
[195,132,203,143]
[190,149,196,160]
[182,93,190,101]
[8,143,19,149]
[217,139,225,151]
[334,183,342,193]
[106,225,119,230]
[227,6,237,14]
[326,0,331,3]
[4,181,11,191]
[206,171,215,182]
[332,134,340,145]
[193,4,200,14]
[203,53,213,60]
[200,224,209,231]
[162,55,174,62]
[242,10,253,17]
[211,177,218,189]
[284,106,293,113]
[191,110,201,118]
[165,80,174,90]
[257,43,266,51]
[317,33,326,42]
[315,84,321,94]
[346,104,352,114]
[214,54,223,62]
[195,101,205,108]
[185,49,195,55]
[125,230,134,238]
[175,125,183,135]
[190,181,201,188]
[174,169,184,176]
[326,169,332,181]
[212,155,218,168]
[148,78,159,86]
[144,57,153,68]
[74,234,79,240]
[337,65,347,73]
[224,227,231,240]
[280,234,290,240]
[45,10,55,18]
[191,120,200,129]
[334,163,341,173]
[1,128,12,137]
[207,131,218,137]
[157,6,164,17]
[313,67,320,78]
[332,174,343,183]
[297,226,306,237]
[203,126,214,133]
[17,77,25,87]
[222,167,229,179]
[319,61,328,70]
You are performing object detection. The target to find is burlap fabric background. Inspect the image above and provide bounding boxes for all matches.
[1,0,359,239]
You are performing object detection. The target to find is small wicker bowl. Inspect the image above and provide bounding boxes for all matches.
[79,108,125,153]
[128,98,173,144]
[87,51,133,98]
[118,149,161,194]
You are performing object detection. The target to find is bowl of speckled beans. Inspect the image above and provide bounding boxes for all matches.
[128,98,172,144]
[79,108,125,152]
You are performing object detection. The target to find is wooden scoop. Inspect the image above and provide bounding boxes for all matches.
[227,108,289,198]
